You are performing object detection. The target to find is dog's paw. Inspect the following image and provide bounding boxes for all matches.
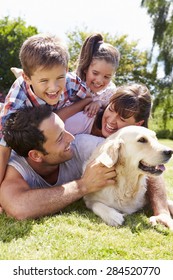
[102,208,125,227]
[88,201,125,227]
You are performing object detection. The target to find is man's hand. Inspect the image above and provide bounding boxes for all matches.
[80,160,116,195]
[149,213,173,230]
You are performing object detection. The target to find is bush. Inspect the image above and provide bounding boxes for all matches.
[156,129,173,140]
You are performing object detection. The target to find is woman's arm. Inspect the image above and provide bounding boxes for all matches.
[147,176,173,229]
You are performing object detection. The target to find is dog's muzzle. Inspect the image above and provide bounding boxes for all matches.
[139,149,173,175]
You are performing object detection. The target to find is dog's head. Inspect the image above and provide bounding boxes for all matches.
[97,126,173,176]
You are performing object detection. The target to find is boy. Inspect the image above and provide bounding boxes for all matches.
[0,33,92,187]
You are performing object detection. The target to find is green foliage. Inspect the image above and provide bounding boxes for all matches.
[66,28,88,71]
[0,16,38,94]
[141,0,173,132]
[153,87,173,127]
[141,0,173,77]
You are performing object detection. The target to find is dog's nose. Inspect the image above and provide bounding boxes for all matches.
[163,150,173,158]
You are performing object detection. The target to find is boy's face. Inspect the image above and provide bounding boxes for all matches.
[23,65,67,105]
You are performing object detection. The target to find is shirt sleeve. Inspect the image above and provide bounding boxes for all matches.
[0,77,27,145]
[65,72,87,101]
[72,134,104,164]
[57,134,104,185]
[65,111,95,135]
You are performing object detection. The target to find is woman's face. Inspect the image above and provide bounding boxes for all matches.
[101,104,142,138]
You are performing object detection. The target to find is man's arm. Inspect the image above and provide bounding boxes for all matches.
[147,176,173,229]
[0,145,11,213]
[0,161,116,220]
[0,145,11,185]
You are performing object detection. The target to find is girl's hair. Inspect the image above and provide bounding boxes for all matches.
[76,33,120,81]
[96,83,152,129]
[19,34,69,77]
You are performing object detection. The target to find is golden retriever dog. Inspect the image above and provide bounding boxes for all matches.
[84,126,173,226]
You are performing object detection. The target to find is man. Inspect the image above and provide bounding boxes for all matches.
[0,105,173,230]
[0,105,115,220]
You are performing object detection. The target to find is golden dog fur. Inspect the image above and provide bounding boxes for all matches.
[84,126,173,226]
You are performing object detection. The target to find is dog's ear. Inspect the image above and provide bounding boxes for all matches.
[97,138,123,168]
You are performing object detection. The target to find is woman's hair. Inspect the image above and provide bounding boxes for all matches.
[2,105,52,157]
[19,33,69,77]
[96,83,152,129]
[76,33,120,81]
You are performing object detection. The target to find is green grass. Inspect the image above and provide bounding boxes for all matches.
[0,139,173,260]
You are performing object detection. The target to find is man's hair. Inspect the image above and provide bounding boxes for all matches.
[2,105,53,157]
[19,33,69,77]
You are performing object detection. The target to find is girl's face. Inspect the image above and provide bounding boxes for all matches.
[101,104,143,138]
[85,59,115,93]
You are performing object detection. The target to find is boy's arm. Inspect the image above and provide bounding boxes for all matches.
[0,161,116,220]
[56,97,92,122]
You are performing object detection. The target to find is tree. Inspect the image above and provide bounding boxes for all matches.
[66,28,158,90]
[141,0,173,77]
[0,16,38,95]
[141,0,173,133]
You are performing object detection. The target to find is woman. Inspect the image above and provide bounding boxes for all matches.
[65,83,173,230]
[65,83,152,137]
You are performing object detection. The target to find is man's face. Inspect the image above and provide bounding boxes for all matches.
[39,113,74,165]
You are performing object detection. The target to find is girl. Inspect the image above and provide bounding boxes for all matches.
[76,33,120,117]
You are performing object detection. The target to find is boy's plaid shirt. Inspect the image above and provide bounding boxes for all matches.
[0,72,87,146]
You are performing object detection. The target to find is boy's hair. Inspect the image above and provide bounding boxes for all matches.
[76,33,120,81]
[2,105,52,157]
[96,83,152,129]
[19,33,69,77]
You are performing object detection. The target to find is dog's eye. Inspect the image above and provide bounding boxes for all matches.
[138,137,147,143]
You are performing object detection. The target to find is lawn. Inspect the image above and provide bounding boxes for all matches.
[0,139,173,260]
